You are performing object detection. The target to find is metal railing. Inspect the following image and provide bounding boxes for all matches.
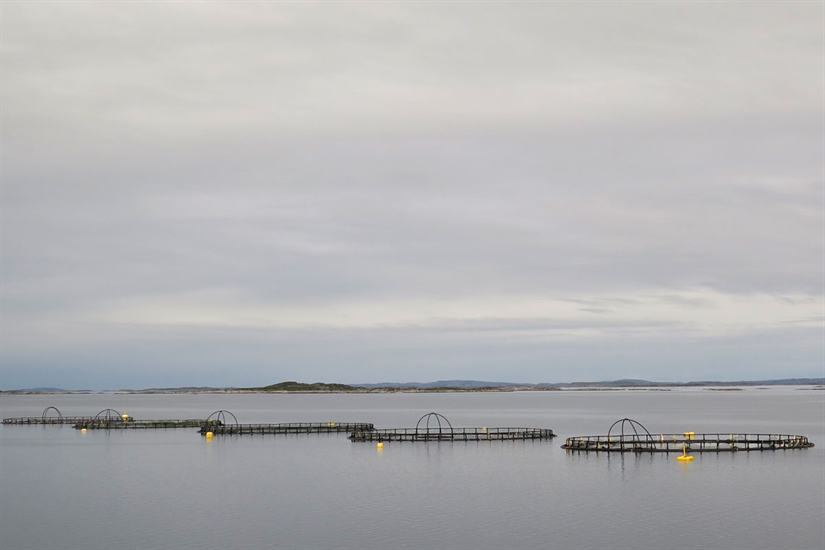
[562,433,814,452]
[350,427,555,442]
[202,422,375,435]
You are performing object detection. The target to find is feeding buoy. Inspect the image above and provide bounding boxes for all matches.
[677,444,694,461]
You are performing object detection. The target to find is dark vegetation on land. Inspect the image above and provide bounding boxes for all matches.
[245,381,508,393]
[4,378,823,394]
[251,381,359,392]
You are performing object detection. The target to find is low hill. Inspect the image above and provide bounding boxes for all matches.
[251,381,360,392]
[357,380,522,389]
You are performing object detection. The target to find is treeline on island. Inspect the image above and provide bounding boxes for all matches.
[245,381,507,393]
[5,378,823,394]
[240,378,825,394]
[251,381,360,392]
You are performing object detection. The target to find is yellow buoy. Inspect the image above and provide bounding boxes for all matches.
[205,431,213,441]
[122,413,129,421]
[376,442,384,449]
[81,428,87,433]
[677,443,694,461]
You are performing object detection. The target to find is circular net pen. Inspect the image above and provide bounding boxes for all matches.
[562,418,814,453]
[2,406,92,425]
[201,422,375,435]
[349,412,555,442]
[71,409,128,430]
[203,409,237,430]
[74,410,221,430]
[198,410,375,435]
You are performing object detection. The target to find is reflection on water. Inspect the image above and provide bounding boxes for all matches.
[1,388,823,550]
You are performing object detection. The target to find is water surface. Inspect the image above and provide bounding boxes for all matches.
[1,388,823,550]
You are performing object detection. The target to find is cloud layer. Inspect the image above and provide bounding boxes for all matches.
[2,2,822,389]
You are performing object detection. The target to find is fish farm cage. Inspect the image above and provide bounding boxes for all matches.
[561,418,814,453]
[349,412,556,442]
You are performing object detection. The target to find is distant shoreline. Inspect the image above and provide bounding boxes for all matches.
[3,378,823,395]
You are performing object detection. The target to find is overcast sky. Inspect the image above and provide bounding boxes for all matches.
[1,1,823,390]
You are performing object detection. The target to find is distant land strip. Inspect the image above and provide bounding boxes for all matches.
[3,378,824,394]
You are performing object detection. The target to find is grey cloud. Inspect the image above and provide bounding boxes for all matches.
[2,1,822,389]
[5,2,820,148]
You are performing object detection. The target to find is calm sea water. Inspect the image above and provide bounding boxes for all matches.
[1,388,823,550]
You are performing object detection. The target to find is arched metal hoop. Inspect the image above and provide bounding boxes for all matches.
[415,412,453,434]
[607,418,654,442]
[42,406,63,421]
[94,409,122,422]
[205,410,238,428]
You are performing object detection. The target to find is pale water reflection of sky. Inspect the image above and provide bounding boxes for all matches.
[2,2,822,389]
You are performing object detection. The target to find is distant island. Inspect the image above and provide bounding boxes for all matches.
[3,378,824,394]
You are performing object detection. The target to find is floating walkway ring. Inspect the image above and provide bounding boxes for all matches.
[93,409,122,422]
[607,418,655,443]
[41,406,63,421]
[205,410,239,428]
[415,412,453,434]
